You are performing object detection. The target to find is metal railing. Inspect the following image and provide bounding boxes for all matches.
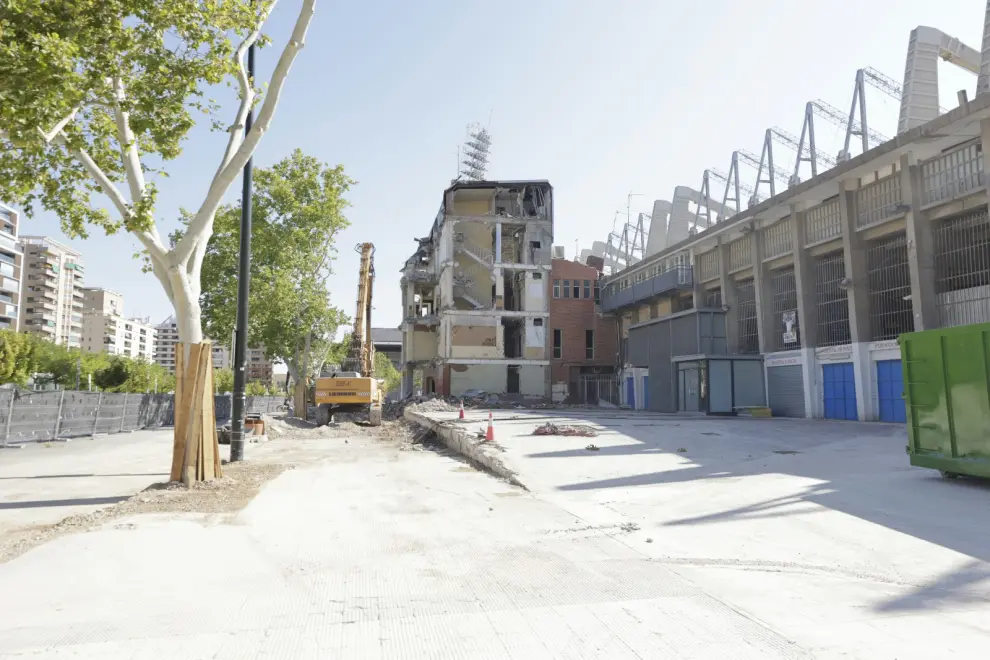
[866,232,913,340]
[921,140,984,207]
[814,251,852,347]
[736,279,759,354]
[728,235,753,272]
[763,218,792,260]
[770,267,799,351]
[805,199,842,245]
[696,249,720,282]
[934,207,990,327]
[454,235,494,266]
[856,174,902,230]
[600,265,693,312]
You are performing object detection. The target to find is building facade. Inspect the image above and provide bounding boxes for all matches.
[548,255,619,403]
[400,180,554,397]
[18,236,84,346]
[80,288,157,360]
[602,96,990,422]
[0,204,22,331]
[371,327,402,370]
[154,316,179,372]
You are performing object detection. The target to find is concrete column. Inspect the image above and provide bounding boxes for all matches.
[495,222,503,264]
[901,153,938,330]
[839,181,871,343]
[790,205,818,418]
[790,205,818,348]
[751,227,771,354]
[690,249,705,309]
[717,240,739,353]
[839,179,873,421]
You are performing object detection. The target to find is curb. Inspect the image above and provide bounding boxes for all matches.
[403,410,525,488]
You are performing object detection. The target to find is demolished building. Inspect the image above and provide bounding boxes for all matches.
[399,180,554,398]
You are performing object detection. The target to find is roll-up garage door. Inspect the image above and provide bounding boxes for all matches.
[766,364,805,418]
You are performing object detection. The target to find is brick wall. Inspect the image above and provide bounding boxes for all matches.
[548,258,618,385]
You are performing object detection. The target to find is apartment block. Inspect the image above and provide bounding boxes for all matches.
[18,236,84,346]
[80,288,157,360]
[548,253,619,403]
[0,204,23,331]
[154,315,179,372]
[211,344,274,382]
[400,179,554,397]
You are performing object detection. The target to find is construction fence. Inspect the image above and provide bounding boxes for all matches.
[0,390,285,448]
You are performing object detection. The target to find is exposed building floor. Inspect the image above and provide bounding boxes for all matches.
[412,409,990,658]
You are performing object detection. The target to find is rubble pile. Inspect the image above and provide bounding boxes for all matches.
[533,422,599,437]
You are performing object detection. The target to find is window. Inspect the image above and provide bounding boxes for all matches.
[573,281,580,298]
[563,280,571,298]
[585,330,595,359]
[583,279,591,299]
[532,272,542,280]
[553,279,561,298]
[533,318,543,326]
[593,281,600,303]
[553,329,562,359]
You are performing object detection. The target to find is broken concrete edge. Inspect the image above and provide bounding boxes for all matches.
[403,409,528,490]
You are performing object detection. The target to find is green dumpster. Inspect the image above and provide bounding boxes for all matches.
[899,322,990,479]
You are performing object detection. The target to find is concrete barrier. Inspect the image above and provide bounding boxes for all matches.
[403,409,525,488]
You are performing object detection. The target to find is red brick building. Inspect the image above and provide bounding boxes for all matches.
[548,258,618,403]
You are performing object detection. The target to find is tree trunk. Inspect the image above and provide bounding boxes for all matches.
[170,290,221,483]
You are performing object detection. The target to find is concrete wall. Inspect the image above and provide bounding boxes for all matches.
[407,330,437,362]
[523,271,547,312]
[449,364,507,395]
[524,318,545,360]
[517,364,546,396]
[450,323,501,359]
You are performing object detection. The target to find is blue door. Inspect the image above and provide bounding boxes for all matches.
[823,363,857,420]
[876,359,906,423]
[626,377,635,409]
[643,376,650,410]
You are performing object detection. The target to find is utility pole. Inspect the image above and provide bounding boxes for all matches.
[230,43,255,463]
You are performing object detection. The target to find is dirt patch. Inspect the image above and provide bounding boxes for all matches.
[0,459,294,564]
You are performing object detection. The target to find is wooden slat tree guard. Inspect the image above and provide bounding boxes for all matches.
[171,342,222,484]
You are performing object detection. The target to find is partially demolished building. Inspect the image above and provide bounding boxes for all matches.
[399,180,554,398]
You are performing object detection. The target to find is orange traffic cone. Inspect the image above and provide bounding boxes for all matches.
[485,411,495,442]
[458,400,465,420]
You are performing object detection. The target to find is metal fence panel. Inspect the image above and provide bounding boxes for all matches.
[0,391,283,447]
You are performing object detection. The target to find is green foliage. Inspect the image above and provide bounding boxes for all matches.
[214,367,235,393]
[245,380,269,396]
[374,352,400,394]
[325,333,351,371]
[1,332,174,392]
[0,0,264,236]
[0,329,39,385]
[185,149,353,371]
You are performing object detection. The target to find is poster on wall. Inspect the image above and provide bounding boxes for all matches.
[782,310,798,344]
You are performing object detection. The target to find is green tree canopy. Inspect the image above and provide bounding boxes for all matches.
[187,149,352,382]
[0,330,39,385]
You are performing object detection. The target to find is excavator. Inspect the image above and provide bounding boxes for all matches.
[312,242,384,427]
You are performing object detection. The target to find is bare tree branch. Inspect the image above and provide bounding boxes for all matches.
[111,77,147,203]
[174,0,317,264]
[212,2,278,181]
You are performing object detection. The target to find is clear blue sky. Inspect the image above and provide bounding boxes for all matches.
[21,0,984,332]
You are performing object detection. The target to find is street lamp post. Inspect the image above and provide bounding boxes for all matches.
[229,43,255,463]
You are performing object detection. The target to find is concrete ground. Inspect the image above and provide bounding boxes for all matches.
[0,430,173,535]
[408,408,990,658]
[0,426,815,660]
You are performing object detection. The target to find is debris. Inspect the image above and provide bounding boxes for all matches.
[533,422,598,437]
[620,522,640,532]
[646,538,654,543]
[585,444,600,451]
[676,447,687,453]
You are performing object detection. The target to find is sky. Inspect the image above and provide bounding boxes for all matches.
[18,0,986,333]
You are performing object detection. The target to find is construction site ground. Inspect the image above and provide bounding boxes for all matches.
[0,407,987,658]
[403,405,990,659]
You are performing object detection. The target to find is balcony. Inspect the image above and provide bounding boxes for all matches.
[0,276,19,294]
[0,303,16,319]
[601,265,694,313]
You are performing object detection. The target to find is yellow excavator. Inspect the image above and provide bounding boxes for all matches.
[312,243,384,427]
